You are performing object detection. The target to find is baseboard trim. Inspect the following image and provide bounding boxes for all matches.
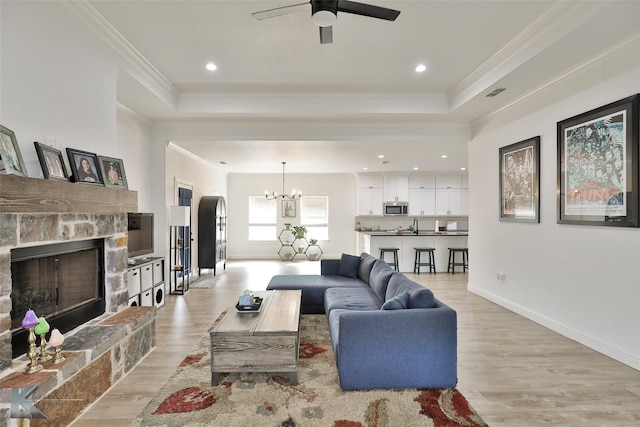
[467,282,640,371]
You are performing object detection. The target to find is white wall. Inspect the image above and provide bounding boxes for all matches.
[164,145,227,275]
[1,2,119,177]
[468,38,640,370]
[228,173,357,260]
[1,1,182,263]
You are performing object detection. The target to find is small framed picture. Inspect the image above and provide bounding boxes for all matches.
[282,200,296,217]
[66,148,104,185]
[98,155,128,189]
[34,141,69,181]
[0,125,28,176]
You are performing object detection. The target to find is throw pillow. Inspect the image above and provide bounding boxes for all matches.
[381,292,410,310]
[338,253,361,278]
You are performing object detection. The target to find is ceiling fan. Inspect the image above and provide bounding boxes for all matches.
[252,0,400,44]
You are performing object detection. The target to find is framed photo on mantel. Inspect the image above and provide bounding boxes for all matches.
[557,94,639,227]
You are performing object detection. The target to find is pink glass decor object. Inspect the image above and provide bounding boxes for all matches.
[49,328,66,364]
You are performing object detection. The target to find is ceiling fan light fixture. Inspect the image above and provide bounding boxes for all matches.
[312,10,336,27]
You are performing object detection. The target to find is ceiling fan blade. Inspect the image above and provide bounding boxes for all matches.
[252,2,309,20]
[319,25,333,44]
[337,0,400,21]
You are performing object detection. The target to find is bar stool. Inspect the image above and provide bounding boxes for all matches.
[447,248,468,274]
[379,247,400,271]
[413,247,436,274]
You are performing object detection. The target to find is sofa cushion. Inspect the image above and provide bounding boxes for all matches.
[385,274,435,309]
[380,292,410,310]
[267,274,368,314]
[325,287,382,313]
[358,253,377,284]
[368,261,394,301]
[338,253,361,278]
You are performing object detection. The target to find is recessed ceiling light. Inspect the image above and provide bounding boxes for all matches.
[413,167,419,170]
[377,154,385,158]
[205,62,217,71]
[363,167,368,170]
[415,64,427,73]
[460,167,466,171]
[441,154,448,158]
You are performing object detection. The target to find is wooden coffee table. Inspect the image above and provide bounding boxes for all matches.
[209,290,302,385]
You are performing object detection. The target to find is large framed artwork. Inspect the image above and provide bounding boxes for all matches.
[34,141,69,181]
[66,148,104,186]
[557,94,639,227]
[98,155,128,189]
[499,136,540,222]
[0,125,28,176]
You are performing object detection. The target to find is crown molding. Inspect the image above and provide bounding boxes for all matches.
[65,0,179,108]
[448,0,608,112]
[471,30,640,133]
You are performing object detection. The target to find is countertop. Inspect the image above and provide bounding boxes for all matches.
[357,230,468,236]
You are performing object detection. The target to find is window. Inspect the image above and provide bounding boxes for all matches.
[248,196,276,240]
[301,196,329,240]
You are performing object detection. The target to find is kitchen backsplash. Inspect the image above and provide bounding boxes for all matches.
[355,216,468,232]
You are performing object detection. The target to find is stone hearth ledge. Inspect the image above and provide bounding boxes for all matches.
[0,306,155,425]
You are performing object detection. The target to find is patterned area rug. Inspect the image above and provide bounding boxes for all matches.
[132,315,487,427]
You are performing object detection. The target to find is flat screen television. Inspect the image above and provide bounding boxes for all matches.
[127,212,154,259]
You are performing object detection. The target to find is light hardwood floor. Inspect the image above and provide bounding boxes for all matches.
[72,260,640,426]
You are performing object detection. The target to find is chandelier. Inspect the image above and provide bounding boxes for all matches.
[265,161,301,200]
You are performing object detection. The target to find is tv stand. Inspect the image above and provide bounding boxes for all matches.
[126,256,165,308]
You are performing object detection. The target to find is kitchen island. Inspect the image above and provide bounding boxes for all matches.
[360,231,468,273]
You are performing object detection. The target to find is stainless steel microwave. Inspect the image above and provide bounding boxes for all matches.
[383,202,408,216]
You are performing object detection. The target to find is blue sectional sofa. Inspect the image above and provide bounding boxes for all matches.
[267,252,457,390]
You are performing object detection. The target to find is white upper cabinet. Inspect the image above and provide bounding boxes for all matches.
[357,174,383,189]
[408,175,436,189]
[357,188,383,216]
[383,174,409,202]
[435,176,462,189]
[409,188,436,216]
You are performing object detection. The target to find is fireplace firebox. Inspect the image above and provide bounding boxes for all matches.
[10,239,105,358]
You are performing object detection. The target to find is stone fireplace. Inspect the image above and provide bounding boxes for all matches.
[0,174,137,373]
[10,238,106,358]
[0,174,159,424]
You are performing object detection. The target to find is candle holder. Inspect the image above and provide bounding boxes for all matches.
[22,309,42,374]
[38,334,53,363]
[49,328,66,364]
[35,316,52,363]
[25,327,43,374]
[52,346,65,364]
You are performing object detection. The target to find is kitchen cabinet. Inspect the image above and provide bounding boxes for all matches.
[436,176,462,189]
[384,174,409,202]
[409,175,436,189]
[436,188,463,215]
[357,174,383,189]
[408,188,436,216]
[461,188,469,215]
[357,188,383,216]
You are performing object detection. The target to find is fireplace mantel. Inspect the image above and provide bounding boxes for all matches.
[0,174,137,214]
